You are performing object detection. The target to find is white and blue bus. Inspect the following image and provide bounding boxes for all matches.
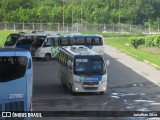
[4,32,48,51]
[30,34,104,60]
[0,48,33,119]
[59,46,108,95]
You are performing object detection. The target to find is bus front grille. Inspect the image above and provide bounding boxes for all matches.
[83,81,99,85]
[82,81,99,90]
[5,101,24,112]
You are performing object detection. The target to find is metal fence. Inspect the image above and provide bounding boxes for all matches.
[0,22,159,34]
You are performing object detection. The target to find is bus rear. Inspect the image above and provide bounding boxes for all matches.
[67,34,105,55]
[0,48,33,119]
[3,33,20,48]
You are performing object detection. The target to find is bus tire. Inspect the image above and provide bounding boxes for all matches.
[44,53,51,61]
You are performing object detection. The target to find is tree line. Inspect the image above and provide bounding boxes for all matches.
[0,0,160,26]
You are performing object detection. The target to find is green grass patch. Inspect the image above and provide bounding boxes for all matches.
[105,37,160,67]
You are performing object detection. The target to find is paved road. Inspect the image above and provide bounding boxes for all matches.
[32,53,160,120]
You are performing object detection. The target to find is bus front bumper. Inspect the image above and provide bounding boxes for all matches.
[72,81,107,93]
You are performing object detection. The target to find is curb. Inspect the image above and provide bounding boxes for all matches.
[115,47,160,70]
[144,60,160,69]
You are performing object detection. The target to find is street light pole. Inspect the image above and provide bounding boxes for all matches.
[72,0,73,32]
[119,0,121,33]
[63,0,65,31]
[81,0,82,25]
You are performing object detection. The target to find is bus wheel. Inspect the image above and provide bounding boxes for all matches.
[44,53,51,61]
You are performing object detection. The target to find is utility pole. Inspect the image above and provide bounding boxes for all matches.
[119,0,121,33]
[63,0,66,31]
[80,0,83,32]
[72,0,73,32]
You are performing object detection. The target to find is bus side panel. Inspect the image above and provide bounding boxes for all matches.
[51,46,61,59]
[0,100,2,114]
[26,69,33,111]
[0,78,27,111]
[37,47,51,58]
[4,99,26,112]
[16,44,31,51]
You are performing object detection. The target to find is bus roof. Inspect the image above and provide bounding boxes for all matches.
[64,34,103,38]
[61,46,98,56]
[0,48,31,57]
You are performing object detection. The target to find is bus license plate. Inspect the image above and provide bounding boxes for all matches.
[86,85,96,87]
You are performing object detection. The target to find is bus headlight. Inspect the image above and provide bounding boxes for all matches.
[75,88,79,91]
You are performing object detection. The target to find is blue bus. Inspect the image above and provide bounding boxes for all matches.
[0,48,33,119]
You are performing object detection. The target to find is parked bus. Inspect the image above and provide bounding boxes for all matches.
[0,48,33,119]
[4,32,49,51]
[59,46,108,95]
[30,34,104,60]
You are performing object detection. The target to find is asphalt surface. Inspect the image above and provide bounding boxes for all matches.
[32,53,160,120]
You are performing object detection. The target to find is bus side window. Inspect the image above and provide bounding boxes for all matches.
[65,54,68,68]
[43,38,54,47]
[63,54,65,66]
[76,38,86,45]
[61,53,64,66]
[86,38,92,46]
[55,38,59,46]
[59,51,61,63]
[94,38,102,45]
[69,38,76,45]
[59,38,69,46]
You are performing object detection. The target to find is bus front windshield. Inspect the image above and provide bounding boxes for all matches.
[74,56,105,75]
[0,56,28,82]
[32,36,46,47]
[4,34,20,46]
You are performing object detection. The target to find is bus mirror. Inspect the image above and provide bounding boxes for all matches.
[105,60,109,66]
[67,60,71,66]
[67,60,72,70]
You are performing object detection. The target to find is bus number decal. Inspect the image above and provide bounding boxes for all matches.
[9,94,24,99]
[76,59,88,62]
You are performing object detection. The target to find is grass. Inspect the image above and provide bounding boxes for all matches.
[105,37,160,67]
